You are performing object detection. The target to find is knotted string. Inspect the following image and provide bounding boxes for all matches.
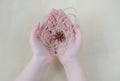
[39,8,78,56]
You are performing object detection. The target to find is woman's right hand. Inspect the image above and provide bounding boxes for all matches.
[57,24,82,65]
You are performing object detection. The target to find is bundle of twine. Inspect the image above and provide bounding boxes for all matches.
[39,8,77,56]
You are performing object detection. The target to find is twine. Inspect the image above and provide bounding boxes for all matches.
[39,8,77,56]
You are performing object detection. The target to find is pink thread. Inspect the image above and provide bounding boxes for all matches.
[39,8,77,56]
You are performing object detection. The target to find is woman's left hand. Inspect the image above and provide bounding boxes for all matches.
[30,22,54,63]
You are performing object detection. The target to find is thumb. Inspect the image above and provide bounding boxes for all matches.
[74,24,82,45]
[30,21,40,43]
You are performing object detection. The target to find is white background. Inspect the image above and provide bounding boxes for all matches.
[0,0,120,81]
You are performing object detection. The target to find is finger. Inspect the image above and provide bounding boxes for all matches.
[58,9,66,16]
[51,9,58,25]
[36,21,41,36]
[74,24,82,43]
[75,24,81,35]
[30,22,40,42]
[31,22,40,38]
[51,8,57,13]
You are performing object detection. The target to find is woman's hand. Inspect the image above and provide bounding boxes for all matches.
[57,24,82,64]
[30,22,54,63]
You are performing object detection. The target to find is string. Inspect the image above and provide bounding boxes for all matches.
[40,8,77,56]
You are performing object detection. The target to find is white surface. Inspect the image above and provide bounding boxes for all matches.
[0,0,120,81]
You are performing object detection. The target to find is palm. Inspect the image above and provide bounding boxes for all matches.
[30,22,54,62]
[57,25,82,64]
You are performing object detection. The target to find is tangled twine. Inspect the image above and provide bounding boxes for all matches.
[39,8,77,55]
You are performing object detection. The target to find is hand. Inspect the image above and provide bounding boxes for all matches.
[30,22,54,63]
[57,24,82,64]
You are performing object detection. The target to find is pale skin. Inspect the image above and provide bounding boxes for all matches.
[14,22,88,81]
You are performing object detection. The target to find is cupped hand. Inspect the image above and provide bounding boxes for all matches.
[30,22,54,63]
[57,24,82,64]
